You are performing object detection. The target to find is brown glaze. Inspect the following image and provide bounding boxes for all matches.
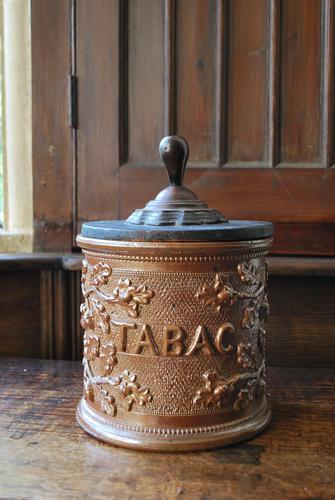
[76,236,272,451]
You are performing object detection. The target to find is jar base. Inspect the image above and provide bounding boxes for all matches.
[76,397,272,452]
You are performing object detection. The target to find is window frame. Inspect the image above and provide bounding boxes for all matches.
[0,0,33,253]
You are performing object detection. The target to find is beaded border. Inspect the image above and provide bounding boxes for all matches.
[82,249,269,264]
[79,398,269,437]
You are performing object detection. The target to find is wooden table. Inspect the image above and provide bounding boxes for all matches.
[0,358,334,499]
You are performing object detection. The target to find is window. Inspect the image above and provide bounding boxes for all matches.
[0,3,3,227]
[0,0,32,252]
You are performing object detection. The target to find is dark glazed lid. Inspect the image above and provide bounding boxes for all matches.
[80,136,273,242]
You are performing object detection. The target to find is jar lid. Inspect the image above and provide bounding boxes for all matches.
[80,136,273,242]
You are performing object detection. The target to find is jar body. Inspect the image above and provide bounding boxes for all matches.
[77,237,272,451]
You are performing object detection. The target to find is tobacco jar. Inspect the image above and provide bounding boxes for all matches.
[76,135,273,451]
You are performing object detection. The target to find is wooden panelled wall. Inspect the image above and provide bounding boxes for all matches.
[0,258,82,361]
[32,0,335,255]
[2,0,333,365]
[75,0,335,255]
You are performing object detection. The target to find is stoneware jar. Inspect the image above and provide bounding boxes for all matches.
[76,136,273,451]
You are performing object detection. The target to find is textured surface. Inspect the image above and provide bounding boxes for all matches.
[0,358,334,499]
[77,239,271,449]
[81,220,274,242]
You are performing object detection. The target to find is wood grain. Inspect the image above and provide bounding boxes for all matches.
[0,268,81,360]
[227,0,268,162]
[280,0,322,163]
[119,165,335,255]
[269,256,335,275]
[273,222,335,255]
[40,270,80,360]
[176,0,218,162]
[127,0,165,163]
[0,253,66,270]
[267,275,335,367]
[321,0,335,166]
[31,1,335,255]
[0,358,334,499]
[0,272,41,357]
[76,0,120,230]
[31,0,73,251]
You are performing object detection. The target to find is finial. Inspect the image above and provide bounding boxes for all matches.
[159,135,189,186]
[126,135,226,226]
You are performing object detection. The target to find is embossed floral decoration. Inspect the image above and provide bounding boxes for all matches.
[109,370,153,411]
[109,278,154,318]
[196,273,238,312]
[195,262,270,412]
[83,334,100,361]
[197,264,268,325]
[80,261,112,334]
[99,341,117,376]
[193,372,230,408]
[80,260,154,416]
[83,353,152,416]
[80,261,154,334]
[97,386,116,416]
[238,262,269,329]
[196,261,270,370]
[194,342,266,412]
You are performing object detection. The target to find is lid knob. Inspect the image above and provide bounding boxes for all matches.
[126,135,227,226]
[159,136,189,187]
